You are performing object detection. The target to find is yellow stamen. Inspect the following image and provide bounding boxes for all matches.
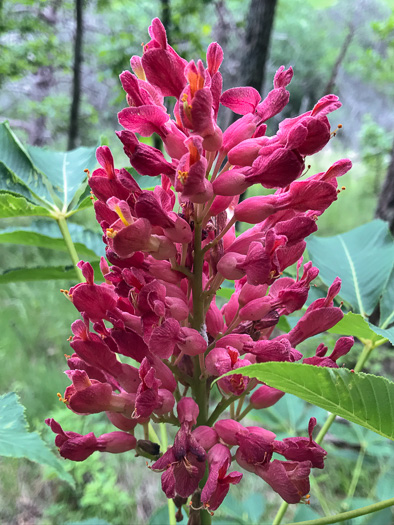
[177,170,189,184]
[106,228,116,238]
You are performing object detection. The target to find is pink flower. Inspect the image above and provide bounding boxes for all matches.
[201,444,243,511]
[45,419,136,461]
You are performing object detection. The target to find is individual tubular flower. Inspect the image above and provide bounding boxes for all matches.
[277,94,341,156]
[303,337,354,368]
[201,444,243,511]
[46,419,137,461]
[151,398,206,498]
[175,136,213,203]
[62,370,135,416]
[287,277,344,347]
[273,418,327,469]
[140,18,187,98]
[257,459,312,504]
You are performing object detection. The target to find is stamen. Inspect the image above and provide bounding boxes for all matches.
[177,170,189,184]
[330,123,343,137]
[57,392,68,404]
[106,228,116,238]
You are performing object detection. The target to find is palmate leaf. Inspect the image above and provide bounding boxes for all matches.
[0,193,52,218]
[27,144,97,211]
[0,162,38,202]
[0,221,104,259]
[379,268,394,329]
[0,121,97,213]
[0,122,55,206]
[307,220,394,316]
[0,261,102,283]
[220,363,394,441]
[0,392,74,486]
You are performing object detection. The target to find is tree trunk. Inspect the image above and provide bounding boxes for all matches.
[68,0,83,150]
[227,0,277,128]
[376,138,394,234]
[241,0,277,93]
[323,25,354,95]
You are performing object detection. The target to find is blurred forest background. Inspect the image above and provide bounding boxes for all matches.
[0,0,393,524]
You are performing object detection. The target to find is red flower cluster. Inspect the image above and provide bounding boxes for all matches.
[48,18,354,513]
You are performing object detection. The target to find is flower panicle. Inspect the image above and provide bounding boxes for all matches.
[48,16,353,514]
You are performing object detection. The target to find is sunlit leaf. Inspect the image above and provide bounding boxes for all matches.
[0,193,52,218]
[220,363,394,440]
[329,312,386,344]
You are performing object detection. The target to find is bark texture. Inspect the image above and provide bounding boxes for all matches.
[68,0,83,150]
[241,0,278,92]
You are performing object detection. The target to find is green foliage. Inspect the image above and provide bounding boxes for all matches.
[307,220,394,316]
[0,122,100,280]
[0,261,101,283]
[0,221,103,258]
[0,192,52,218]
[0,121,97,213]
[329,313,387,344]
[222,363,394,440]
[0,392,74,486]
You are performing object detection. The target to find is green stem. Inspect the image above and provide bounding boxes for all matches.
[236,403,253,422]
[310,478,331,517]
[191,218,209,425]
[315,413,337,445]
[272,340,377,525]
[160,424,176,525]
[206,395,236,426]
[285,497,394,525]
[56,216,84,281]
[346,444,366,501]
[354,341,373,372]
[272,501,289,525]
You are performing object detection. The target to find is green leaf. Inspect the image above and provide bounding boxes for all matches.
[125,167,161,190]
[0,122,54,206]
[379,268,394,329]
[0,221,104,259]
[277,316,291,332]
[0,162,37,202]
[0,121,97,212]
[27,144,97,210]
[221,363,394,440]
[0,392,74,486]
[0,193,52,218]
[0,261,101,283]
[329,313,386,344]
[307,220,394,316]
[367,324,394,346]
